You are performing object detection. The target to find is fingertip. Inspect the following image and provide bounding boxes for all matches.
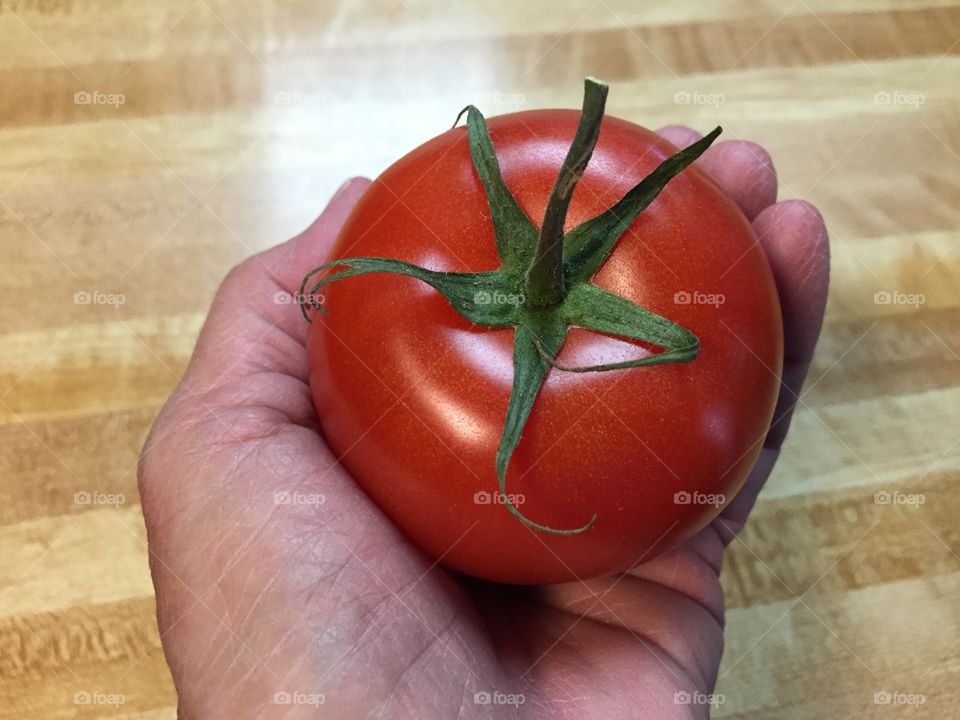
[771,198,827,237]
[700,140,778,221]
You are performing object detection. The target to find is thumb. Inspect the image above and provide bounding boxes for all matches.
[262,177,373,293]
[182,177,371,395]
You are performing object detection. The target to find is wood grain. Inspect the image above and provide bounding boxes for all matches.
[1,1,957,717]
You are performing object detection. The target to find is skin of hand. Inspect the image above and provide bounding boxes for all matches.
[138,126,829,720]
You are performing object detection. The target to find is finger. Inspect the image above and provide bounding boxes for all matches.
[753,200,830,449]
[656,126,778,220]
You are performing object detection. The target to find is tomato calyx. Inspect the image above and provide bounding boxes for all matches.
[300,78,721,535]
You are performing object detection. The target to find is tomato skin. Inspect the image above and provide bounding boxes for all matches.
[307,110,782,584]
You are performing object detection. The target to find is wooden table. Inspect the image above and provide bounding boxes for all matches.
[1,1,957,717]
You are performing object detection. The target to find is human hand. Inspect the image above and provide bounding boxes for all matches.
[138,127,828,719]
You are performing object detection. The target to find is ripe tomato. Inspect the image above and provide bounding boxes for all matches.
[306,108,782,584]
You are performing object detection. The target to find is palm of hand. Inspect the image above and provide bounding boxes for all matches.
[139,126,828,719]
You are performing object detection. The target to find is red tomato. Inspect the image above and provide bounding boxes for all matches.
[307,110,782,584]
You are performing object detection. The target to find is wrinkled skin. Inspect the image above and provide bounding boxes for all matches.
[139,125,829,719]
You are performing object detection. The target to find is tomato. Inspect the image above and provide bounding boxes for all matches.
[306,106,782,585]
